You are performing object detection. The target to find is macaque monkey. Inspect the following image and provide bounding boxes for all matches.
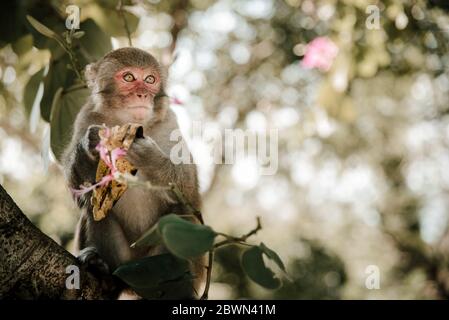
[62,48,204,298]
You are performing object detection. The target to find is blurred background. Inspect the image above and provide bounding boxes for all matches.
[1,0,449,299]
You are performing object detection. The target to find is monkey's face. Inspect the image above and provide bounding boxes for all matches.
[86,48,167,124]
[112,66,161,122]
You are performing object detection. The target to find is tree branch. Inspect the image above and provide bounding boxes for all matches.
[0,184,119,299]
[214,217,262,248]
[200,249,214,300]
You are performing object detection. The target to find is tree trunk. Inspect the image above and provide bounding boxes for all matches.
[0,184,117,299]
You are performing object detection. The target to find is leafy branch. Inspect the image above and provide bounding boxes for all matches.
[62,28,85,83]
[26,15,86,84]
[215,217,262,248]
[115,173,285,299]
[200,219,262,300]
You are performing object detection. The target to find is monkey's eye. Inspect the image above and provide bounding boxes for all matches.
[123,73,135,82]
[144,75,156,84]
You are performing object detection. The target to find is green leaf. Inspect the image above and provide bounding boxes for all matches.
[50,87,89,161]
[159,214,216,259]
[114,254,189,288]
[132,214,216,260]
[133,273,196,300]
[73,31,85,39]
[158,214,191,231]
[113,254,195,299]
[40,55,76,121]
[26,15,63,44]
[131,223,162,248]
[78,19,112,61]
[241,246,281,290]
[259,242,286,272]
[23,68,45,117]
[27,16,67,52]
[131,214,183,248]
[26,15,55,38]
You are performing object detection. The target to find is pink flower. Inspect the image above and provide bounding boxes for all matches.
[301,37,339,72]
[70,175,114,198]
[71,131,127,197]
[110,148,127,173]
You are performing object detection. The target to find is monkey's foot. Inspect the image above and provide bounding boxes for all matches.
[77,247,110,275]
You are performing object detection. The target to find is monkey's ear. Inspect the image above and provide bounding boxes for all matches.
[84,63,98,89]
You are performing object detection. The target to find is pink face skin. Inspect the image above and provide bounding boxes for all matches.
[114,67,161,121]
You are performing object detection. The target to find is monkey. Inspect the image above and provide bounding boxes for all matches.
[61,47,205,299]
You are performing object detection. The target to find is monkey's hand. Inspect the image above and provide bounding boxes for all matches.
[82,125,103,160]
[78,246,110,275]
[126,136,169,169]
[77,246,124,298]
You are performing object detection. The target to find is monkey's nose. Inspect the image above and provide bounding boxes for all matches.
[136,93,148,99]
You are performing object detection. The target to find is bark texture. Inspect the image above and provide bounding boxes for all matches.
[0,184,117,299]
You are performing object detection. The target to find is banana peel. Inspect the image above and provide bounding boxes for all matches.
[91,123,143,221]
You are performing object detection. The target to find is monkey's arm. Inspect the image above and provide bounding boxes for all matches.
[62,125,102,190]
[77,213,132,272]
[126,136,200,208]
[61,106,105,205]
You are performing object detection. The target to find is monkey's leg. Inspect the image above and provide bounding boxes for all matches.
[78,214,132,274]
[74,214,129,299]
[75,214,109,275]
[78,246,110,274]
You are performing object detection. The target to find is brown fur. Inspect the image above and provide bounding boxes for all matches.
[62,48,205,298]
